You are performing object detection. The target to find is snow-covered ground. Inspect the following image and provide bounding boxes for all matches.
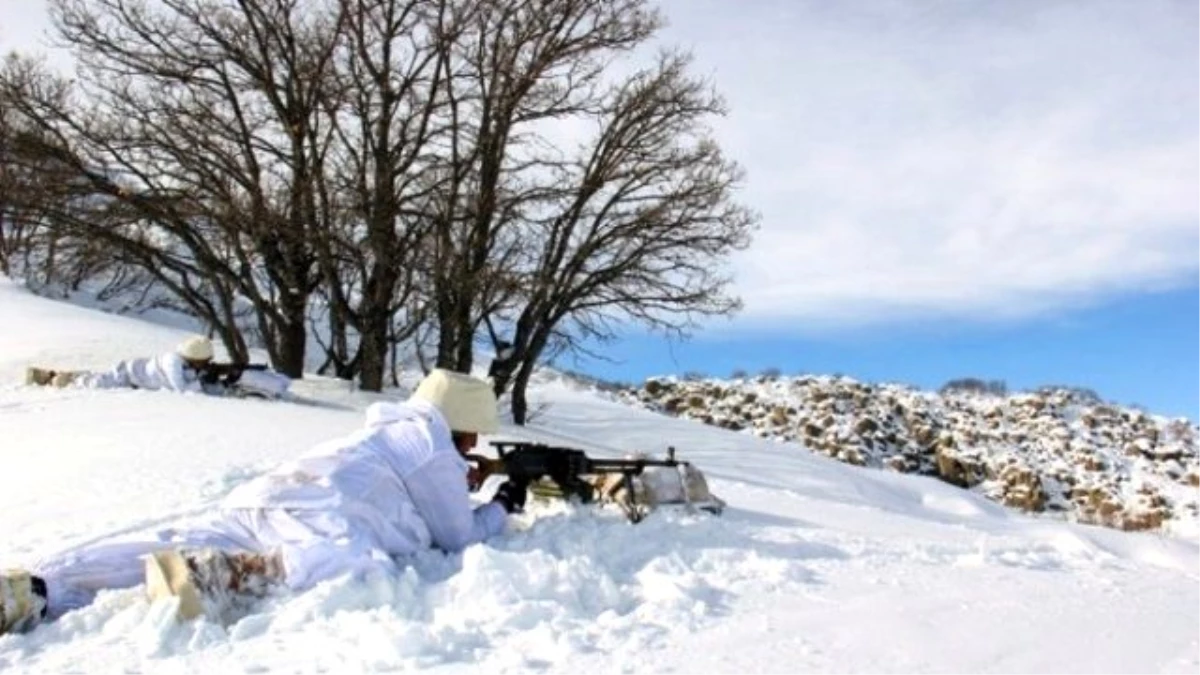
[1,277,1197,674]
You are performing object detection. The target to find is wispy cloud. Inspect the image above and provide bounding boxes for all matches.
[655,0,1198,331]
[4,1,1196,335]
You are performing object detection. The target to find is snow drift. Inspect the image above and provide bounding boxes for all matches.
[0,277,1196,674]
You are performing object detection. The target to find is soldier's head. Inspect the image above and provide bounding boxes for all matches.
[176,335,214,369]
[408,368,499,453]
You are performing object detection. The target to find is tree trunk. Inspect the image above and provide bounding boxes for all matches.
[507,326,551,425]
[328,305,358,380]
[453,302,474,374]
[489,356,515,397]
[358,313,389,391]
[389,319,400,388]
[435,291,470,372]
[274,291,308,377]
[510,355,538,426]
[213,279,249,362]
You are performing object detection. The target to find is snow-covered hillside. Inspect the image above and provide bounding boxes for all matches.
[621,375,1200,539]
[1,277,1197,674]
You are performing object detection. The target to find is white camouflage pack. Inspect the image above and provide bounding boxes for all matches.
[228,368,293,400]
[583,454,727,522]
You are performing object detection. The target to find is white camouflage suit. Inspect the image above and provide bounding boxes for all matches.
[32,399,508,617]
[70,351,206,393]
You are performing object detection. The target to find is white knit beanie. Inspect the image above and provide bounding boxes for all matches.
[408,368,499,434]
[177,336,214,362]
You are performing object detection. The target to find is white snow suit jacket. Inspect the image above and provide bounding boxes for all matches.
[218,399,508,586]
[80,351,205,393]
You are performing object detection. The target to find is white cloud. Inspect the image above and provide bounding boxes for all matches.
[654,0,1199,330]
[5,1,1196,334]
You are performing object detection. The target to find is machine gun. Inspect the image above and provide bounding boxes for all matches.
[198,362,270,387]
[466,441,690,522]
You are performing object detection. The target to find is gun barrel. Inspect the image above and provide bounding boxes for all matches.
[585,458,680,472]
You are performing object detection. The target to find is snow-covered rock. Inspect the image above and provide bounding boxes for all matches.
[621,374,1199,537]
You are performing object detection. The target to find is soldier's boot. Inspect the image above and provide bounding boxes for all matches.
[24,367,56,386]
[0,569,49,636]
[50,371,86,388]
[144,548,285,622]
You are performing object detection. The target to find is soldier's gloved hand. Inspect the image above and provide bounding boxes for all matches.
[463,455,500,492]
[466,465,485,492]
[492,480,528,514]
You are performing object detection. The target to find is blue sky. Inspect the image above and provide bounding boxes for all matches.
[554,0,1199,419]
[563,285,1199,420]
[4,1,1197,418]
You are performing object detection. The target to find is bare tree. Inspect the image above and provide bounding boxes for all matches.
[0,53,107,287]
[0,54,53,278]
[5,0,347,373]
[421,0,665,377]
[486,51,756,423]
[314,0,452,390]
[417,0,756,422]
[6,0,756,406]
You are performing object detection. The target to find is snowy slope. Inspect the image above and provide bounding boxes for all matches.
[0,278,1197,674]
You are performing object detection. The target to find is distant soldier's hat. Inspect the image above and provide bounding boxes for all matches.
[177,336,214,362]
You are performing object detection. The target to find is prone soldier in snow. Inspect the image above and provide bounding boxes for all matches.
[24,335,218,393]
[24,336,291,400]
[0,369,523,635]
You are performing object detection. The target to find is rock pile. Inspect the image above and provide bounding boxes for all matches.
[620,375,1199,536]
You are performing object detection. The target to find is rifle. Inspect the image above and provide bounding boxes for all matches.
[199,362,270,387]
[467,441,686,522]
